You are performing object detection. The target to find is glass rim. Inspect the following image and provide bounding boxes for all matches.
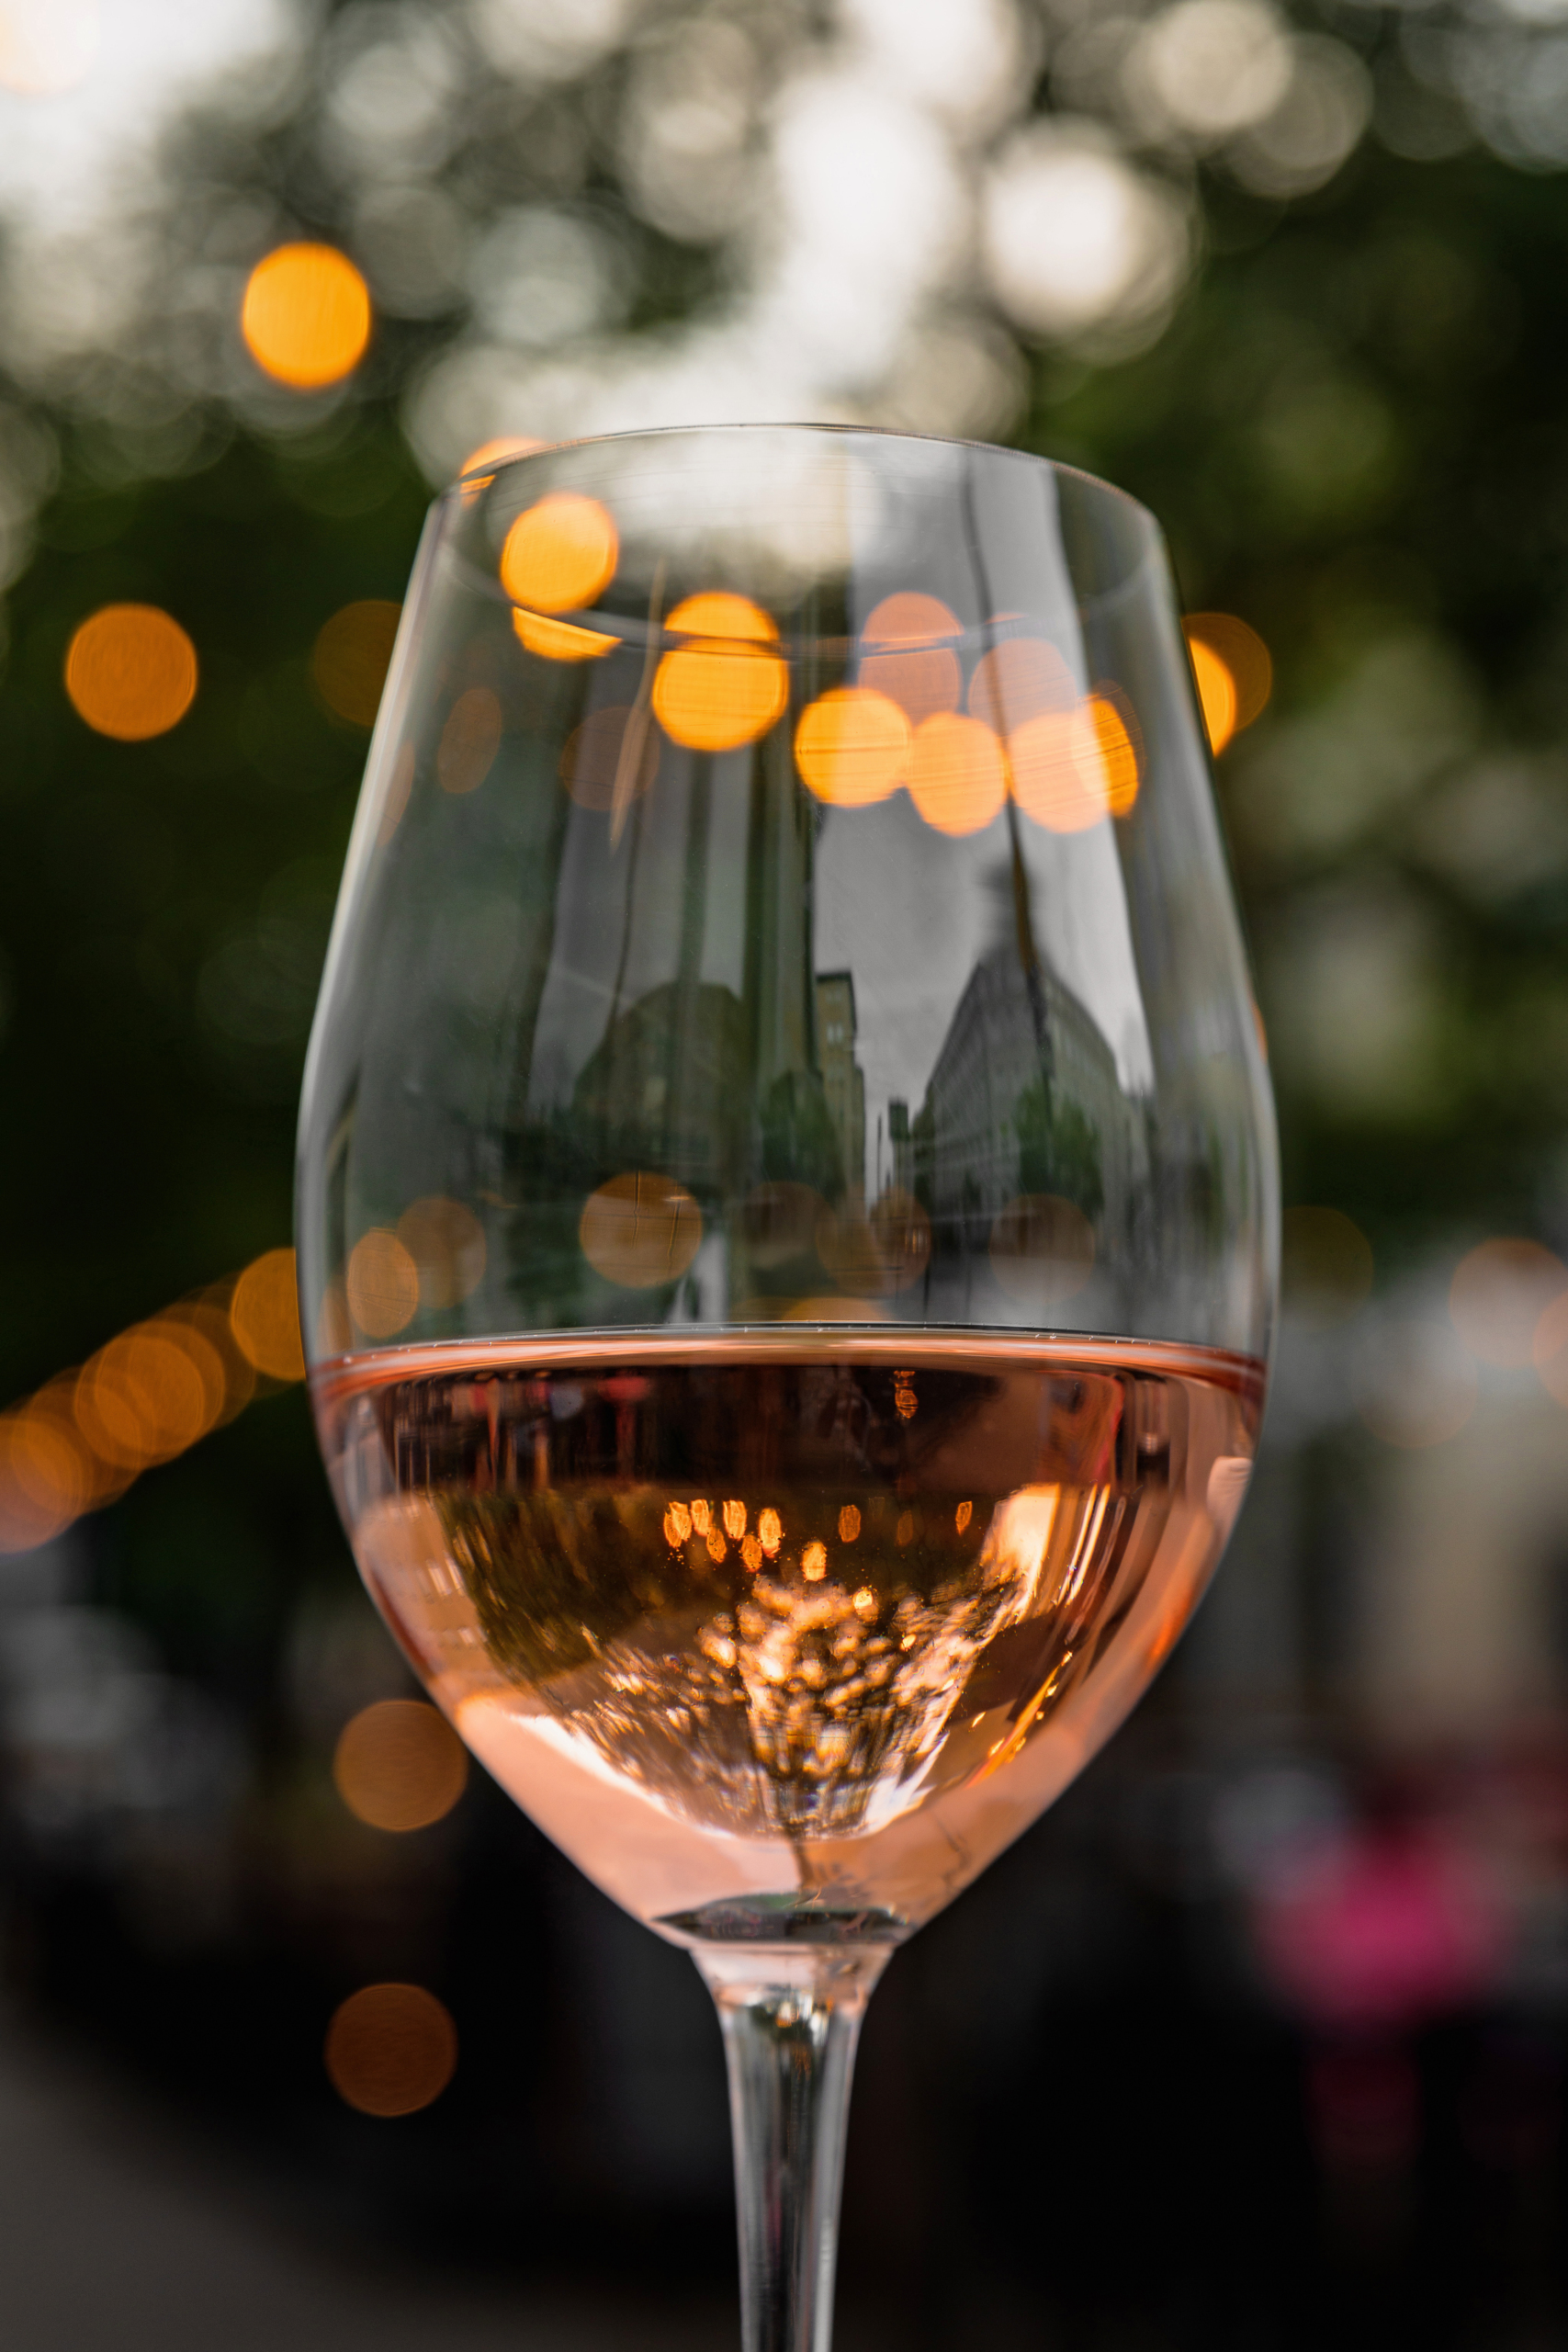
[446,421,1163,655]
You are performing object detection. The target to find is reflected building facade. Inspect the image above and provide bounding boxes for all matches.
[816,971,865,1204]
[916,942,1144,1240]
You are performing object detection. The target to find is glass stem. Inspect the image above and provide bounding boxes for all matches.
[696,1948,889,2352]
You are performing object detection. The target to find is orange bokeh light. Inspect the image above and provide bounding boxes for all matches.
[653,594,788,753]
[0,1400,96,1553]
[1009,713,1102,832]
[907,712,1008,836]
[860,591,963,728]
[346,1230,421,1340]
[1083,694,1142,816]
[500,492,618,616]
[436,686,502,796]
[559,704,660,812]
[396,1197,487,1311]
[312,601,401,729]
[1010,696,1140,833]
[324,1984,457,2118]
[458,435,546,487]
[512,609,616,663]
[0,1255,301,1554]
[65,605,197,741]
[1185,612,1272,732]
[967,638,1076,734]
[242,243,371,390]
[1188,637,1239,756]
[795,686,909,808]
[333,1699,468,1832]
[231,1248,308,1382]
[581,1173,704,1289]
[75,1325,222,1471]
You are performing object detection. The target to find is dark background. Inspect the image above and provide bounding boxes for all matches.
[3,0,1568,2343]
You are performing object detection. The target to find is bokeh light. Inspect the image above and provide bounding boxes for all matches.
[458,435,546,486]
[580,1173,703,1289]
[1185,613,1272,729]
[1134,0,1292,144]
[231,1248,308,1382]
[859,592,963,727]
[653,594,788,753]
[0,1401,96,1553]
[988,1194,1096,1306]
[346,1229,422,1340]
[559,704,660,813]
[242,243,372,390]
[1188,636,1239,755]
[1008,712,1103,834]
[395,1197,486,1311]
[312,601,401,729]
[1450,1238,1568,1369]
[1354,1319,1478,1449]
[500,492,618,615]
[0,0,98,96]
[982,122,1189,343]
[907,712,1008,836]
[0,1254,303,1554]
[64,605,197,741]
[1280,1206,1374,1329]
[1083,694,1142,817]
[795,687,909,808]
[967,637,1076,733]
[324,1984,457,2118]
[513,610,617,663]
[1012,695,1142,831]
[168,1297,256,1423]
[436,686,502,796]
[333,1700,468,1833]
[75,1326,221,1470]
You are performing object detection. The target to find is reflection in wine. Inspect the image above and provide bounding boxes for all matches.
[315,1331,1260,1945]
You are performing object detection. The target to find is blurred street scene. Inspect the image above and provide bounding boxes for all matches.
[5,0,1568,2343]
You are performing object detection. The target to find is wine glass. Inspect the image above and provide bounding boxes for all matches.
[298,425,1276,2352]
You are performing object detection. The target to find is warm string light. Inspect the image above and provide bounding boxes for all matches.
[796,616,1146,834]
[484,488,1247,836]
[1182,613,1273,754]
[324,1983,457,2118]
[333,1699,468,1832]
[319,1198,489,1351]
[65,605,197,741]
[242,243,372,390]
[312,600,402,728]
[0,1249,306,1555]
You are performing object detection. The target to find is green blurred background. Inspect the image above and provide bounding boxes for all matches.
[3,0,1568,2344]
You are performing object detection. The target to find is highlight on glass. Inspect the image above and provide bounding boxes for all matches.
[297,426,1278,2352]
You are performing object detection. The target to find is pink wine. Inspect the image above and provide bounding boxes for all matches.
[312,1333,1262,1945]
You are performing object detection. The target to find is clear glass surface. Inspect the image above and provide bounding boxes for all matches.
[297,425,1278,2352]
